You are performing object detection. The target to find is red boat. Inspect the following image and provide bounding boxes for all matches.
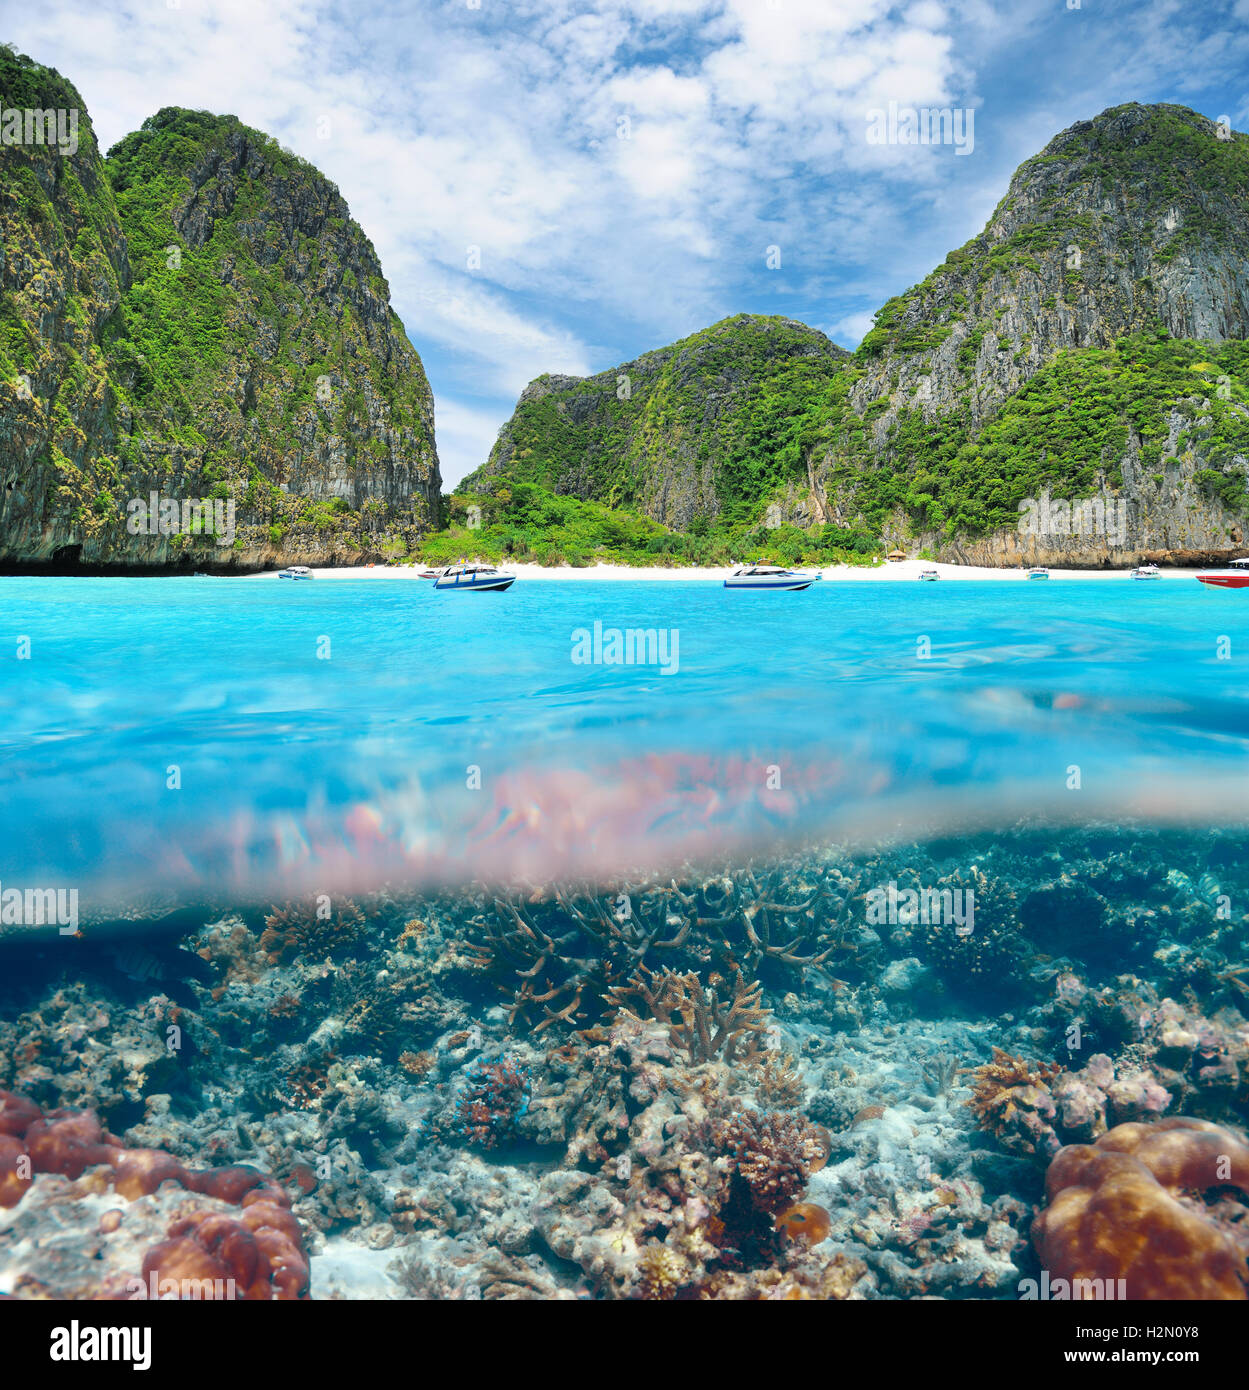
[1196,558,1249,588]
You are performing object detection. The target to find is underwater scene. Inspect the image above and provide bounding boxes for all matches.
[2,575,1248,1305]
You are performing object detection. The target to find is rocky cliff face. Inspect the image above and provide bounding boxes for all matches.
[468,314,849,530]
[0,48,440,570]
[853,104,1249,427]
[475,103,1249,566]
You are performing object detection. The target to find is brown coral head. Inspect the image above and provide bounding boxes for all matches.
[1033,1118,1249,1301]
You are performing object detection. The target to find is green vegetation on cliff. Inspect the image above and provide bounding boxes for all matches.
[0,46,440,569]
[454,102,1249,566]
[823,334,1249,537]
[440,332,1249,566]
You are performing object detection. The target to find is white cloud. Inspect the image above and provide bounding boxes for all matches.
[430,398,513,490]
[828,310,878,349]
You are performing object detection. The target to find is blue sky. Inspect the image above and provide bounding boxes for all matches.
[9,0,1249,484]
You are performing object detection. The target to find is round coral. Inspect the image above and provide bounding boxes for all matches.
[1033,1117,1249,1300]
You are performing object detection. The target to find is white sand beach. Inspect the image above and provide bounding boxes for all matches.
[249,558,1211,582]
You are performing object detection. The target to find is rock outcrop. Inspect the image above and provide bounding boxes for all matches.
[467,314,849,532]
[473,104,1249,566]
[0,47,440,571]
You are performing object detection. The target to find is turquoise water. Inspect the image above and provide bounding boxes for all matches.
[2,575,1247,906]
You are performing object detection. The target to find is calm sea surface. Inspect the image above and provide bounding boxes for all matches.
[2,576,1247,907]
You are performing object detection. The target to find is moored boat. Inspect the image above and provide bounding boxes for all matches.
[918,568,939,581]
[1129,564,1161,580]
[1196,557,1249,589]
[724,562,818,591]
[434,563,516,592]
[278,565,313,580]
[1025,566,1050,580]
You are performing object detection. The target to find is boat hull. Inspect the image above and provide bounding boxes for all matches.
[434,574,516,591]
[1197,574,1249,588]
[724,577,814,590]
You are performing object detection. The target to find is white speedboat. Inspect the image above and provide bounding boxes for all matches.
[918,568,939,581]
[278,565,314,580]
[1025,566,1050,580]
[724,562,818,591]
[1129,564,1160,580]
[434,563,516,592]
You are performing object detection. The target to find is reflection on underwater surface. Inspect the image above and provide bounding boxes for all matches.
[2,576,1249,910]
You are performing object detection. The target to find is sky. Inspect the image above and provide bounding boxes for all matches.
[7,0,1249,485]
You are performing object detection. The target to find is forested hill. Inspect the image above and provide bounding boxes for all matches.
[450,103,1249,570]
[0,45,441,570]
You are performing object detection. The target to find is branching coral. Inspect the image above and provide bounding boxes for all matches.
[463,867,846,1036]
[753,1051,806,1109]
[603,965,769,1063]
[963,1047,1065,1157]
[705,1110,830,1217]
[1033,1117,1249,1299]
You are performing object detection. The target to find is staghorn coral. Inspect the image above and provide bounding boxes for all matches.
[963,1047,1065,1158]
[1033,1117,1249,1299]
[603,965,769,1064]
[462,866,844,1036]
[753,1051,806,1109]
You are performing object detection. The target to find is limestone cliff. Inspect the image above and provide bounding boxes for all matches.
[466,314,849,531]
[473,104,1249,566]
[0,47,440,570]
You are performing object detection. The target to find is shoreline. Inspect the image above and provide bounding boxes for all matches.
[244,558,1213,582]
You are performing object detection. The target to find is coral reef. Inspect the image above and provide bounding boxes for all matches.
[463,866,848,1036]
[2,824,1247,1300]
[963,1049,1066,1158]
[450,1057,532,1149]
[604,965,769,1063]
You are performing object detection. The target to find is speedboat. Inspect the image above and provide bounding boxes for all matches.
[1196,557,1249,589]
[724,562,818,591]
[1129,564,1160,580]
[918,568,939,581]
[418,567,445,579]
[278,565,313,580]
[1025,566,1050,580]
[434,563,516,592]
